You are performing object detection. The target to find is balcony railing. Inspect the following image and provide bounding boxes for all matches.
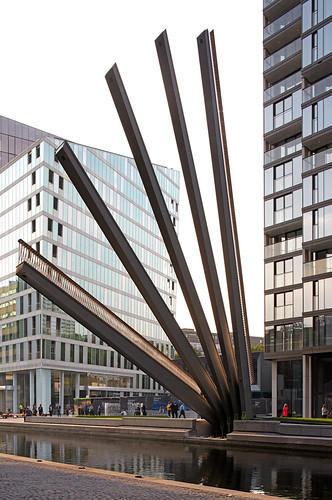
[303,75,332,103]
[265,137,301,164]
[265,236,302,259]
[303,147,332,172]
[303,257,332,278]
[264,38,301,71]
[264,71,301,102]
[264,4,301,39]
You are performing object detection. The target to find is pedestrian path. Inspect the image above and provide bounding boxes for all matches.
[0,453,290,500]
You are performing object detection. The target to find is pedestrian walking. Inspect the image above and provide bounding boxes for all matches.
[179,403,186,418]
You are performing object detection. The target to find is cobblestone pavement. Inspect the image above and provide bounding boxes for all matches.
[0,454,287,500]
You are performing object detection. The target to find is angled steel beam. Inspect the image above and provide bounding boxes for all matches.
[105,64,232,419]
[55,140,225,425]
[155,29,241,418]
[16,241,218,425]
[209,30,254,386]
[197,30,253,419]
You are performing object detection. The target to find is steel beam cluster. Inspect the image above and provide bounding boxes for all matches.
[16,30,253,432]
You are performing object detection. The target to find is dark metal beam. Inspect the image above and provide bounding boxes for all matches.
[197,30,253,419]
[155,29,241,418]
[209,30,254,388]
[16,243,217,425]
[105,64,232,419]
[55,140,225,424]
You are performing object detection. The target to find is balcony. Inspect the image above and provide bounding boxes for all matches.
[265,235,302,259]
[303,147,332,173]
[303,257,332,278]
[264,137,301,165]
[265,117,302,145]
[302,52,332,84]
[264,5,301,53]
[264,71,301,103]
[264,38,301,84]
[264,0,301,24]
[303,75,332,103]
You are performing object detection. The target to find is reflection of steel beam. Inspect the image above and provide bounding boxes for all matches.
[55,141,225,424]
[155,30,241,419]
[16,241,217,425]
[105,64,231,419]
[197,30,253,419]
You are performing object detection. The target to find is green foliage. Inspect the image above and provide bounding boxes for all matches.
[264,416,332,425]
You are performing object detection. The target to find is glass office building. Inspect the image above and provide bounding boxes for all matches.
[263,1,332,417]
[0,116,180,412]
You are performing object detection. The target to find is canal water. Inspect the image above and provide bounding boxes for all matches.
[0,429,331,500]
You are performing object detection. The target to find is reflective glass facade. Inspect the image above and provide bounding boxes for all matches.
[0,117,180,413]
[263,1,332,417]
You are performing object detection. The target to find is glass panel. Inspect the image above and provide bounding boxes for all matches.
[264,168,273,196]
[324,205,332,236]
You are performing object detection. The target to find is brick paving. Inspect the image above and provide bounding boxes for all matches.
[0,454,287,500]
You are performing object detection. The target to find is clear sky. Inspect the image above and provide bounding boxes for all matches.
[1,0,264,337]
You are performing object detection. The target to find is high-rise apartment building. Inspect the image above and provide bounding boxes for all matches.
[0,116,179,413]
[263,1,332,417]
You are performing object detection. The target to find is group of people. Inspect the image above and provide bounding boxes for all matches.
[282,402,332,418]
[167,402,186,418]
[18,403,68,417]
[134,403,147,415]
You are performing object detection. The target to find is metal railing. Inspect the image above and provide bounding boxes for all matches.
[303,75,332,103]
[265,236,302,258]
[264,137,301,164]
[264,38,301,71]
[264,5,301,39]
[264,71,301,103]
[303,257,332,278]
[303,147,332,172]
[17,239,200,393]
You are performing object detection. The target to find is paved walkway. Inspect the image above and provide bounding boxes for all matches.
[0,454,289,500]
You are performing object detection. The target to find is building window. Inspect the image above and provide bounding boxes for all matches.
[79,345,83,363]
[61,343,66,362]
[56,318,61,336]
[53,197,58,211]
[49,169,54,184]
[45,315,51,335]
[313,280,319,310]
[36,192,40,206]
[52,245,57,258]
[31,220,36,233]
[58,223,63,237]
[36,145,40,158]
[48,218,53,232]
[275,291,293,320]
[35,241,40,253]
[28,152,32,164]
[274,194,292,224]
[312,31,318,62]
[59,176,64,190]
[275,259,293,287]
[27,198,32,211]
[32,171,36,185]
[312,103,318,133]
[274,161,292,191]
[274,96,292,128]
[32,316,36,335]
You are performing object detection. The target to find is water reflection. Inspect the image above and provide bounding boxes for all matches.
[0,430,331,500]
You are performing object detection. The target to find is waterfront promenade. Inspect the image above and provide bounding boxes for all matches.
[0,453,290,500]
